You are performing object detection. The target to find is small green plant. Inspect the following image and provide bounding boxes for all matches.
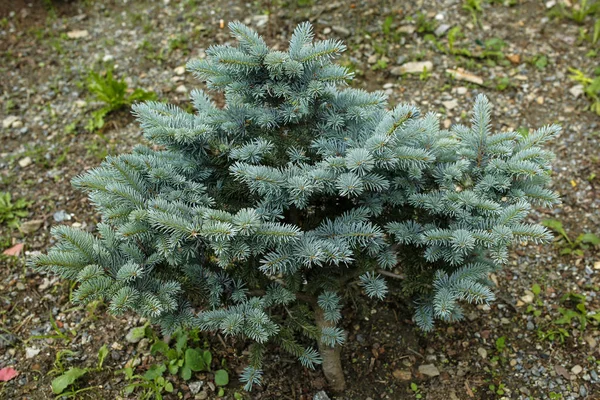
[121,327,227,399]
[371,58,388,71]
[84,137,112,160]
[463,0,483,25]
[569,67,600,115]
[475,37,509,66]
[494,336,506,353]
[419,66,431,81]
[531,54,548,70]
[495,76,512,91]
[555,292,600,331]
[0,192,30,229]
[447,28,507,64]
[215,369,230,386]
[85,67,156,132]
[489,335,508,366]
[551,0,600,24]
[488,382,506,396]
[51,344,108,396]
[168,34,190,54]
[150,329,212,380]
[593,19,600,43]
[49,349,78,376]
[542,218,600,255]
[382,15,394,37]
[410,382,423,399]
[537,327,571,343]
[120,362,174,400]
[538,292,600,344]
[414,12,437,34]
[526,283,544,317]
[447,27,472,57]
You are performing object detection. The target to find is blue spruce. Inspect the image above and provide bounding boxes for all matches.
[31,22,558,392]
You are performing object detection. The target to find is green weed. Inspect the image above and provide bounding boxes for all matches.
[415,12,437,35]
[371,58,388,71]
[550,0,600,24]
[488,382,506,396]
[419,66,431,81]
[542,218,600,256]
[50,345,108,397]
[86,67,156,133]
[382,15,394,36]
[463,0,483,25]
[569,67,600,115]
[537,327,571,343]
[296,0,315,7]
[119,327,228,399]
[494,336,506,353]
[537,292,600,344]
[495,76,513,91]
[168,34,190,54]
[555,292,600,331]
[410,382,423,399]
[0,192,30,229]
[530,54,548,70]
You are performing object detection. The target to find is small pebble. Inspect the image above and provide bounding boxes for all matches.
[526,321,535,330]
[477,347,487,359]
[18,157,32,168]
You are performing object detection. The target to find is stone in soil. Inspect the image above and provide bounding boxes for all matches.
[25,347,40,359]
[442,99,458,110]
[53,210,72,222]
[313,391,331,400]
[195,391,208,400]
[0,333,17,349]
[520,291,535,303]
[435,24,450,36]
[20,219,43,234]
[477,347,487,359]
[446,68,484,85]
[418,363,440,377]
[571,365,583,375]
[125,326,146,343]
[391,61,433,75]
[393,369,412,380]
[67,29,89,39]
[188,381,204,395]
[18,157,33,168]
[3,116,20,128]
[331,26,350,37]
[569,84,584,98]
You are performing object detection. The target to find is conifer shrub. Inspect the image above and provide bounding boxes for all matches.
[31,22,559,391]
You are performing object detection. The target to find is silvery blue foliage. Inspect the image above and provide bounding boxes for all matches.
[31,22,558,389]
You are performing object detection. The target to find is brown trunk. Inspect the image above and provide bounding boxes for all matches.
[314,307,346,393]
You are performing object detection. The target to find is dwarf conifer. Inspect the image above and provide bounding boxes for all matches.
[31,22,558,391]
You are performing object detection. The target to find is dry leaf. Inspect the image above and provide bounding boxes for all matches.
[0,367,18,382]
[3,243,24,257]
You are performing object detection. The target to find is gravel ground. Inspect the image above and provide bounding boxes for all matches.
[1,0,599,399]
